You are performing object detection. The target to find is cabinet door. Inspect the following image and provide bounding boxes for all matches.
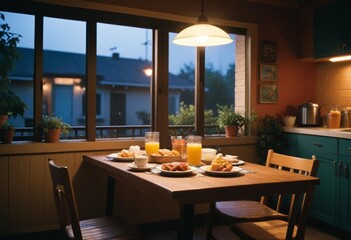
[297,135,339,226]
[338,139,351,233]
[314,1,343,58]
[279,133,297,156]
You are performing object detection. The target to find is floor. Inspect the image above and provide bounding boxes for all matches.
[3,217,350,240]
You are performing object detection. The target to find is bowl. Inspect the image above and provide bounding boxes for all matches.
[201,148,217,161]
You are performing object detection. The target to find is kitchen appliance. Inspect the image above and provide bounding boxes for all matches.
[298,101,321,126]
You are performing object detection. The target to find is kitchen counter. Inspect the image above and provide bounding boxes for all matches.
[284,127,351,139]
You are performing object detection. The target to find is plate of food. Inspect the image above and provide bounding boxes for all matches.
[107,146,145,162]
[201,154,245,166]
[156,162,196,176]
[200,154,242,176]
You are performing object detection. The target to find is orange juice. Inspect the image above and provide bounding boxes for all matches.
[145,141,160,156]
[329,110,341,128]
[187,143,202,166]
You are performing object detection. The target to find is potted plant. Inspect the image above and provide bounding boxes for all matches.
[216,105,247,137]
[256,115,286,164]
[38,114,71,143]
[0,13,26,124]
[0,122,15,144]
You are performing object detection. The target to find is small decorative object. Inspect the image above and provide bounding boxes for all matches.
[37,114,71,143]
[283,116,296,128]
[0,122,15,144]
[217,105,247,137]
[260,64,278,81]
[262,41,277,62]
[259,83,278,104]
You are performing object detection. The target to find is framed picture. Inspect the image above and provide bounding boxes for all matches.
[259,83,278,104]
[262,41,277,62]
[260,64,278,81]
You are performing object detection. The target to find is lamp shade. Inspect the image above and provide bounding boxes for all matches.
[173,23,233,47]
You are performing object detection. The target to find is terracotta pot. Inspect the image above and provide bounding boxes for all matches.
[45,128,61,143]
[0,115,8,126]
[224,125,239,137]
[0,128,15,144]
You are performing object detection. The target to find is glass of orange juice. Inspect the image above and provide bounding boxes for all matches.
[186,135,202,166]
[145,132,160,157]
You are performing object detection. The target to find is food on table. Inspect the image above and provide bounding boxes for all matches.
[211,154,233,172]
[118,149,135,157]
[161,162,189,171]
[152,148,181,157]
[129,145,141,153]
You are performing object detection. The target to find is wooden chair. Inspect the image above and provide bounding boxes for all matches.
[48,158,142,240]
[206,149,318,240]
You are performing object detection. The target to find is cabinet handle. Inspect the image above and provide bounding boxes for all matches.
[348,147,351,152]
[343,165,349,178]
[334,161,342,177]
[313,142,323,147]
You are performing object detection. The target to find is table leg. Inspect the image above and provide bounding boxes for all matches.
[178,204,195,240]
[106,176,115,216]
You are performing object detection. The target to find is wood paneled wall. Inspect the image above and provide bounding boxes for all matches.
[0,137,257,235]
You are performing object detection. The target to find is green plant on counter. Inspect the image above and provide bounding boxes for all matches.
[216,105,247,128]
[37,114,71,135]
[256,115,286,163]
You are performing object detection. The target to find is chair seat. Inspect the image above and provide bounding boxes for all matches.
[215,200,288,223]
[65,216,141,240]
[230,220,298,240]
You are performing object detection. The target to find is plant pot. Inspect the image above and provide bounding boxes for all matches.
[0,128,15,144]
[224,125,239,137]
[0,115,8,126]
[45,128,61,143]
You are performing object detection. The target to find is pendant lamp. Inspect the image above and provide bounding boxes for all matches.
[173,0,233,47]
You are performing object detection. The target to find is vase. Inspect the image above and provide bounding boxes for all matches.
[225,125,239,137]
[0,115,8,126]
[45,128,61,143]
[0,128,15,144]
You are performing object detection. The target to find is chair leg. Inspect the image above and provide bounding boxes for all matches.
[206,202,216,240]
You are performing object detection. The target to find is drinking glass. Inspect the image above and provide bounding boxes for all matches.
[171,136,186,159]
[186,135,202,166]
[145,132,160,156]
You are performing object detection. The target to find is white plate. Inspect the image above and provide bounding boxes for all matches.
[156,165,196,177]
[200,165,243,176]
[107,153,134,162]
[127,163,156,171]
[201,158,245,166]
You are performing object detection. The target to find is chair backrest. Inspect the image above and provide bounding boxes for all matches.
[263,149,319,238]
[48,158,83,240]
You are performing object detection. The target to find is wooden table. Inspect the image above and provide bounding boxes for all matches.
[83,155,320,240]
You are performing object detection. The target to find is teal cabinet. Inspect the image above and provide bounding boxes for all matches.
[296,135,339,226]
[337,139,351,233]
[314,0,351,58]
[279,133,297,156]
[280,133,351,234]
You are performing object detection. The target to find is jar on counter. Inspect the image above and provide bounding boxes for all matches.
[329,108,341,128]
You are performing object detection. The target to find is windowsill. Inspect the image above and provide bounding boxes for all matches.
[0,136,257,156]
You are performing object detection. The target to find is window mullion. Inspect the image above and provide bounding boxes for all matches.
[195,47,205,137]
[86,19,97,141]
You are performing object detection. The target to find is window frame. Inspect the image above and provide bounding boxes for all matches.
[1,1,254,142]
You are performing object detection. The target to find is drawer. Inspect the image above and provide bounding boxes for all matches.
[339,139,351,157]
[297,134,338,159]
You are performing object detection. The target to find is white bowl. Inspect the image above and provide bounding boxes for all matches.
[201,148,217,161]
[283,116,296,128]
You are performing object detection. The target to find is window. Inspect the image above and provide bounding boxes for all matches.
[1,4,250,141]
[43,17,86,138]
[97,23,153,137]
[2,11,34,140]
